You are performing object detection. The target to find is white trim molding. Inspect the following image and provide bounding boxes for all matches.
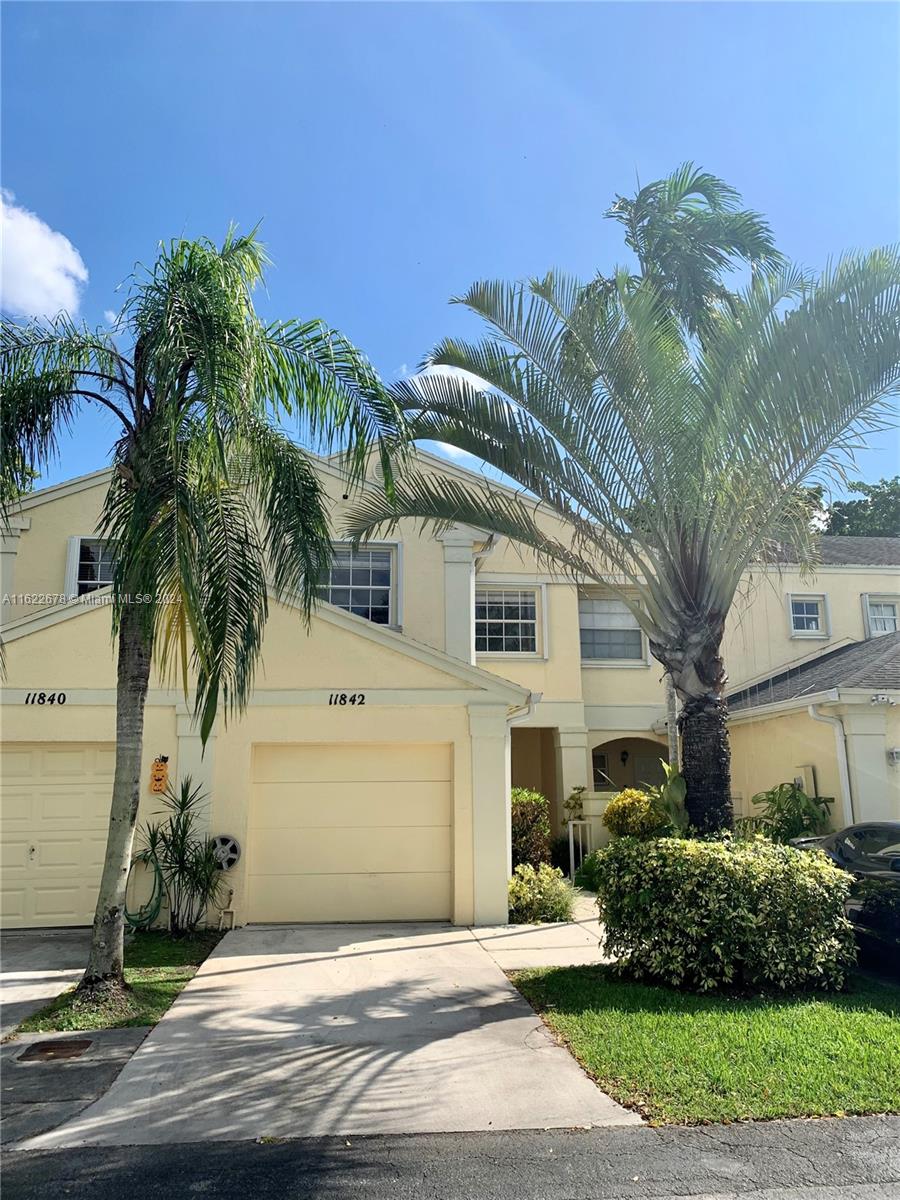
[786,591,831,639]
[862,592,900,639]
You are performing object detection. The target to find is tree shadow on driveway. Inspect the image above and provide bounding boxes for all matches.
[16,923,636,1146]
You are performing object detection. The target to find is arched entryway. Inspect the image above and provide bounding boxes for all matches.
[591,736,668,792]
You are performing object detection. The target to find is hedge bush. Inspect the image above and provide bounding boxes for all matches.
[574,849,603,892]
[594,836,856,992]
[602,788,671,840]
[508,863,575,924]
[511,787,552,867]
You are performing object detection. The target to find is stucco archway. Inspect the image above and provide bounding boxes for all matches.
[590,735,668,792]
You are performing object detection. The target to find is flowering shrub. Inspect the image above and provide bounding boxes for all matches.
[602,788,671,840]
[508,863,575,924]
[511,787,552,867]
[594,836,856,992]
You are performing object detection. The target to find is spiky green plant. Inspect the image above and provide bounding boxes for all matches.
[1,229,403,987]
[143,777,223,936]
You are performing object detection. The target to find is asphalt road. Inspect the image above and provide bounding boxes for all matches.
[4,1117,900,1199]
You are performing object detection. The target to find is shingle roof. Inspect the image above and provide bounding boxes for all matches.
[728,631,900,712]
[770,536,900,567]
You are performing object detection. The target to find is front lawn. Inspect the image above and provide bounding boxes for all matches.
[16,930,223,1035]
[514,965,900,1124]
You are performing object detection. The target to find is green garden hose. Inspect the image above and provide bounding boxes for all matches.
[124,849,164,929]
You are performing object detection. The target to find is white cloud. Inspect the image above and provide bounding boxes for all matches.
[0,190,88,319]
[431,441,478,463]
[103,309,118,325]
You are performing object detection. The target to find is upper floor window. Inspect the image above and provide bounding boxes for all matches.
[788,593,829,638]
[475,588,538,654]
[864,594,899,638]
[317,545,394,625]
[65,537,115,597]
[579,594,644,662]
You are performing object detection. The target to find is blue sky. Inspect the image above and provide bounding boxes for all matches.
[2,1,898,493]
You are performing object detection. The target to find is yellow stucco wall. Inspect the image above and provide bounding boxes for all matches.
[7,477,111,616]
[728,710,847,825]
[725,568,900,689]
[0,590,520,926]
[7,464,898,725]
[3,455,897,879]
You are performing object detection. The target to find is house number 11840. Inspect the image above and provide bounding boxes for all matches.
[24,692,67,705]
[328,692,366,706]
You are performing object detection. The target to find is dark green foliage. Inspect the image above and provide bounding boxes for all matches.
[510,786,552,867]
[593,837,856,992]
[750,783,833,843]
[550,835,571,872]
[826,476,900,536]
[574,850,603,891]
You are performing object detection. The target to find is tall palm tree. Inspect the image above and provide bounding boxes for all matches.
[584,162,785,338]
[1,230,403,989]
[343,253,900,832]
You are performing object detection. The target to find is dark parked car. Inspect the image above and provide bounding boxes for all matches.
[792,822,900,970]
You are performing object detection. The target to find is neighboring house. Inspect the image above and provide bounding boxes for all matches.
[1,451,898,929]
[729,631,900,826]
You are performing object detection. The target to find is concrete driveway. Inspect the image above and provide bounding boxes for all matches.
[18,915,636,1147]
[1,930,91,1036]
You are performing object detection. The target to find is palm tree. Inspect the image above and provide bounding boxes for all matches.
[583,162,785,338]
[1,230,403,990]
[343,253,900,832]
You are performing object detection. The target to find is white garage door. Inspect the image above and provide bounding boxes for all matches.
[248,743,452,922]
[0,742,115,928]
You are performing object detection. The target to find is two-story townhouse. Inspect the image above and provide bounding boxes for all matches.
[1,450,898,930]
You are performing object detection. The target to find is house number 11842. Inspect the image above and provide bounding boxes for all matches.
[328,692,366,706]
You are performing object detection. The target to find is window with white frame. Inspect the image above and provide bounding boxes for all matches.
[316,545,394,625]
[592,749,611,788]
[475,588,538,654]
[66,537,116,596]
[864,595,899,637]
[579,594,644,661]
[788,594,828,637]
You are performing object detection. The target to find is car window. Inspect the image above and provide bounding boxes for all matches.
[844,828,899,856]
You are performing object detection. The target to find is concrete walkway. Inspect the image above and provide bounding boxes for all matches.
[16,914,635,1148]
[0,930,91,1036]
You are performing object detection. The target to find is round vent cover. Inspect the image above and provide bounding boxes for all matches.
[210,835,241,871]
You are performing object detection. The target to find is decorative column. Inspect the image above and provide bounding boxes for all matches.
[843,707,894,821]
[554,727,590,817]
[1,515,31,625]
[468,703,511,925]
[438,527,478,663]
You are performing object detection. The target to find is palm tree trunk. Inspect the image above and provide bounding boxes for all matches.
[678,691,732,833]
[80,603,153,990]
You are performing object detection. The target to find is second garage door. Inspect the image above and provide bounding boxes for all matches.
[248,743,452,922]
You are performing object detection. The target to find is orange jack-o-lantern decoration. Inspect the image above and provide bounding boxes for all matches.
[149,755,169,794]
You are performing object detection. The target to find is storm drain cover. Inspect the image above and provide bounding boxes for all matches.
[18,1039,92,1062]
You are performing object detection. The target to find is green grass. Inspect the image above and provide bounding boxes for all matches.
[16,930,223,1035]
[514,965,900,1125]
